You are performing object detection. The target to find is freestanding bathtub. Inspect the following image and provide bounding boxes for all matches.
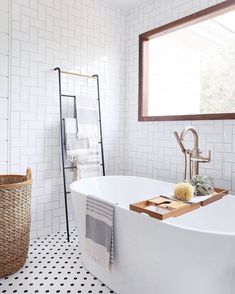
[70,176,235,294]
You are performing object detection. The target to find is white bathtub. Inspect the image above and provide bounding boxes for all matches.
[70,176,235,294]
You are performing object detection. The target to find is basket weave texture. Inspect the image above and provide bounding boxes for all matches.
[0,169,32,278]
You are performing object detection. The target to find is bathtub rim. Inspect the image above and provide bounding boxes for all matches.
[70,175,235,237]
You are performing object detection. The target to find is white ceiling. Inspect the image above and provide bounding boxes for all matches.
[106,0,144,9]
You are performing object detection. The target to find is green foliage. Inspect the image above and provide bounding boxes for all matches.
[200,44,235,113]
[187,175,214,196]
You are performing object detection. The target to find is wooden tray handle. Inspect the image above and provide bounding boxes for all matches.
[26,168,32,180]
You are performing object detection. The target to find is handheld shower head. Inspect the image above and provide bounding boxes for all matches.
[174,131,188,180]
[174,131,186,153]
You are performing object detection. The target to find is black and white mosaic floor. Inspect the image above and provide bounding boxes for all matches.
[0,228,115,294]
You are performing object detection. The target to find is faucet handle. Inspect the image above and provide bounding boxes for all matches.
[199,150,211,163]
[207,150,211,162]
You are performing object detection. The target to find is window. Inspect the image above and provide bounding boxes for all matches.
[139,1,235,121]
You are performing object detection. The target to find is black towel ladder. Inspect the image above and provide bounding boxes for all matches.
[54,67,105,242]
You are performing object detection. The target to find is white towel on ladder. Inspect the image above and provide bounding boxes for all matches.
[74,96,103,179]
[64,117,102,179]
[64,118,90,164]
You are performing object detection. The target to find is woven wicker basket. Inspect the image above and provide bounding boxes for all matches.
[0,168,32,278]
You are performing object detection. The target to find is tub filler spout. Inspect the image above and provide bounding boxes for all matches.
[174,126,211,180]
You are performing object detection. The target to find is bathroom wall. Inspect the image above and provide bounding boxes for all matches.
[8,0,126,238]
[1,0,234,239]
[124,0,235,193]
[0,0,10,173]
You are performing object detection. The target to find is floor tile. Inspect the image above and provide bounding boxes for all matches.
[0,229,115,294]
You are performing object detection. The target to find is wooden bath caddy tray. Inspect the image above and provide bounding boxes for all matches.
[199,188,228,206]
[130,188,228,220]
[130,196,200,220]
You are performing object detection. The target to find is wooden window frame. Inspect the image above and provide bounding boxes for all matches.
[138,0,235,122]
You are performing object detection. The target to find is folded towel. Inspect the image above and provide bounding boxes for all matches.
[64,94,103,179]
[64,118,90,163]
[75,95,99,136]
[77,164,102,179]
[85,195,115,269]
[74,98,103,179]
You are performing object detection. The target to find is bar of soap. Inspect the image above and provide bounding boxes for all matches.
[174,182,194,201]
[167,201,188,209]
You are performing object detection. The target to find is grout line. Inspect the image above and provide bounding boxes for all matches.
[7,0,12,174]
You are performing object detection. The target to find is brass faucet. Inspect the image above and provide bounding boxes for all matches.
[174,127,211,180]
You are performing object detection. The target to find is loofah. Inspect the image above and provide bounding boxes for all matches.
[174,182,194,201]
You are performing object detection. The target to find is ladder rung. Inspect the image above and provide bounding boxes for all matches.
[64,166,73,170]
[66,192,71,195]
[61,94,76,98]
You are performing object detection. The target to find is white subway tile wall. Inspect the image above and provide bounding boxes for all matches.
[0,0,234,239]
[8,0,126,238]
[0,0,9,173]
[124,0,235,192]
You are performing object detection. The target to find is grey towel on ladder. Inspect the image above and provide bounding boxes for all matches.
[85,195,115,269]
